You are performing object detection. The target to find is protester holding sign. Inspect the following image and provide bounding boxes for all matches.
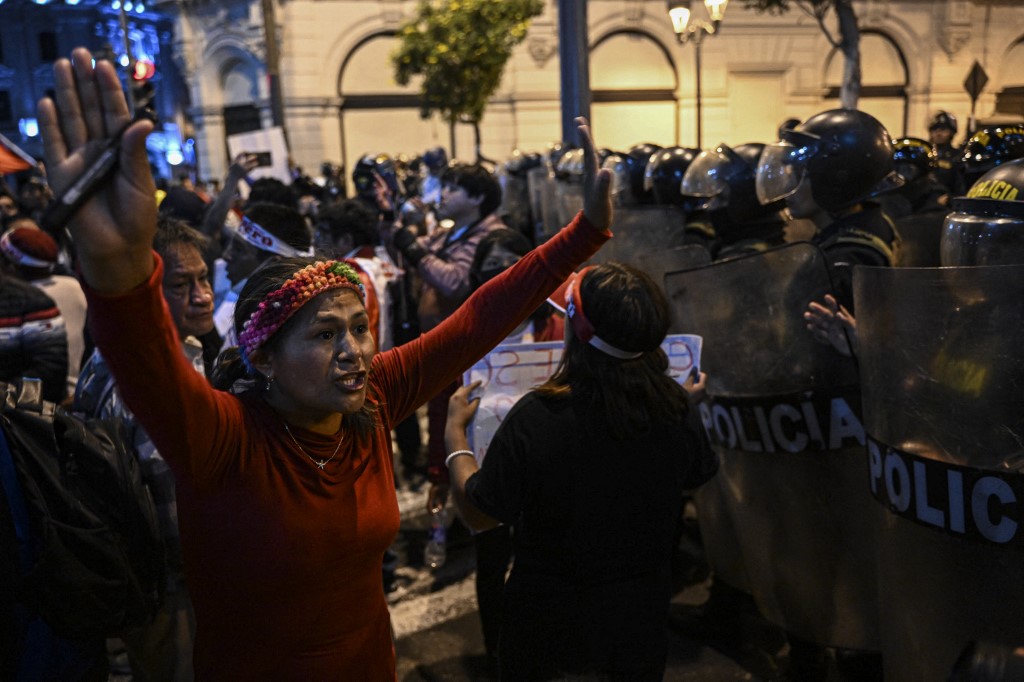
[445,262,718,681]
[39,47,610,679]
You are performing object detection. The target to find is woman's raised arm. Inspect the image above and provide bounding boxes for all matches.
[39,47,157,292]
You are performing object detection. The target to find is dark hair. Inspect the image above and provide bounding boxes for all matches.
[316,200,379,251]
[469,228,531,291]
[247,177,298,210]
[211,256,377,439]
[154,216,209,262]
[535,263,689,440]
[442,163,502,219]
[244,202,312,255]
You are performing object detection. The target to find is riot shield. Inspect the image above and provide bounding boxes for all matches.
[500,173,533,239]
[589,206,688,270]
[638,245,711,294]
[534,173,563,244]
[664,243,879,650]
[856,265,1024,681]
[553,180,584,233]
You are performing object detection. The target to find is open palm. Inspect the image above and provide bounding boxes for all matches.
[39,47,157,291]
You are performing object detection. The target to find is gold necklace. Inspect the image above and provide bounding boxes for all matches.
[282,421,343,470]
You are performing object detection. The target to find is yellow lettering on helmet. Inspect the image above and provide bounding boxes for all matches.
[967,180,1020,201]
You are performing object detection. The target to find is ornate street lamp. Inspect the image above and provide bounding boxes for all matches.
[667,0,730,147]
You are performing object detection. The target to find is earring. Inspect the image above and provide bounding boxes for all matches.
[264,374,275,393]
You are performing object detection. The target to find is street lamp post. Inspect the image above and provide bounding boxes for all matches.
[667,0,730,148]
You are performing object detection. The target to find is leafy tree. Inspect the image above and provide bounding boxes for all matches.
[745,0,861,109]
[392,0,544,161]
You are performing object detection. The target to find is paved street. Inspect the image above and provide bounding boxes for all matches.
[388,482,782,681]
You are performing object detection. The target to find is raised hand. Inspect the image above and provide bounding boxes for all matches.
[804,294,858,357]
[576,116,612,232]
[38,47,156,292]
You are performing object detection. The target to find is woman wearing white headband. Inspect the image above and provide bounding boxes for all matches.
[37,47,611,679]
[446,262,719,681]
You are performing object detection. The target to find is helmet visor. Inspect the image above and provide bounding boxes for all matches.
[602,157,631,202]
[755,141,814,204]
[680,149,732,198]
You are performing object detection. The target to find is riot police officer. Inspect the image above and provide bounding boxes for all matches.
[681,143,787,261]
[942,156,1024,267]
[757,108,903,308]
[879,137,951,266]
[959,124,1024,190]
[928,111,961,195]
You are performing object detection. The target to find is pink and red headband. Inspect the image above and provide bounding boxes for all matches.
[238,260,365,371]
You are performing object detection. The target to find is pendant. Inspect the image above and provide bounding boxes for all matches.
[316,460,327,470]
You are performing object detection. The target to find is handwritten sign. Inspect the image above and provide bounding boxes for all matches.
[226,126,291,194]
[463,334,702,464]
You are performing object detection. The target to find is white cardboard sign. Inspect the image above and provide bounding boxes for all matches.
[462,334,702,464]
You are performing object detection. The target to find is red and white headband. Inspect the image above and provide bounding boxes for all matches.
[550,266,642,360]
[225,209,314,258]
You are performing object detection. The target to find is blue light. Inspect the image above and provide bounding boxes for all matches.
[136,2,144,11]
[119,54,130,67]
[111,0,120,8]
[19,118,40,138]
[166,149,185,166]
[66,0,82,5]
[124,0,132,10]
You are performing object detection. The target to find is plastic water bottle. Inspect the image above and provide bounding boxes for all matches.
[424,505,447,569]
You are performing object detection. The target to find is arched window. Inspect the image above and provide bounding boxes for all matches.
[590,30,678,149]
[824,30,909,137]
[338,32,444,180]
[220,57,261,138]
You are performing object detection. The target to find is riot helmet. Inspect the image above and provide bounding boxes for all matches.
[941,157,1024,266]
[554,148,585,182]
[778,117,801,138]
[756,108,903,213]
[601,152,639,206]
[929,110,958,136]
[505,149,542,178]
[626,143,662,204]
[683,142,785,223]
[643,146,699,206]
[959,125,1024,189]
[352,153,402,199]
[892,137,935,184]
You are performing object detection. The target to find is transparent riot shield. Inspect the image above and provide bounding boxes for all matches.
[856,264,1024,681]
[638,245,711,294]
[526,167,548,241]
[554,180,584,233]
[533,173,563,244]
[588,206,687,270]
[500,173,533,238]
[664,243,879,650]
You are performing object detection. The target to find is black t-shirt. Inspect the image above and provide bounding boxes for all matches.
[465,390,717,679]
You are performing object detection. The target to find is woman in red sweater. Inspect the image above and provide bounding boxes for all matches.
[39,48,611,679]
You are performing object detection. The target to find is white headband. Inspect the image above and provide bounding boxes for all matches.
[225,210,313,258]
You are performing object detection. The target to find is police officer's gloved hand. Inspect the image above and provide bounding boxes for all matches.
[393,227,427,266]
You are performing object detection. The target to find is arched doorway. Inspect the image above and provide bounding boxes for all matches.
[338,32,446,185]
[590,30,679,150]
[994,38,1024,121]
[823,29,909,138]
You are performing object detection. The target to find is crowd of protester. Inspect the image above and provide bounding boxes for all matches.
[3,42,1024,682]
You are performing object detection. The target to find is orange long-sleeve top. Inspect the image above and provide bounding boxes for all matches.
[84,212,608,680]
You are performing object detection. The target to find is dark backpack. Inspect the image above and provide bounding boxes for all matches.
[0,379,165,639]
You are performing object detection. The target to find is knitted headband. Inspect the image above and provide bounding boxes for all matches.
[0,228,58,270]
[564,266,643,361]
[225,209,314,258]
[238,260,366,372]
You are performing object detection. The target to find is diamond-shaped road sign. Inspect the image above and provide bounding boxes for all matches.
[964,60,989,101]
